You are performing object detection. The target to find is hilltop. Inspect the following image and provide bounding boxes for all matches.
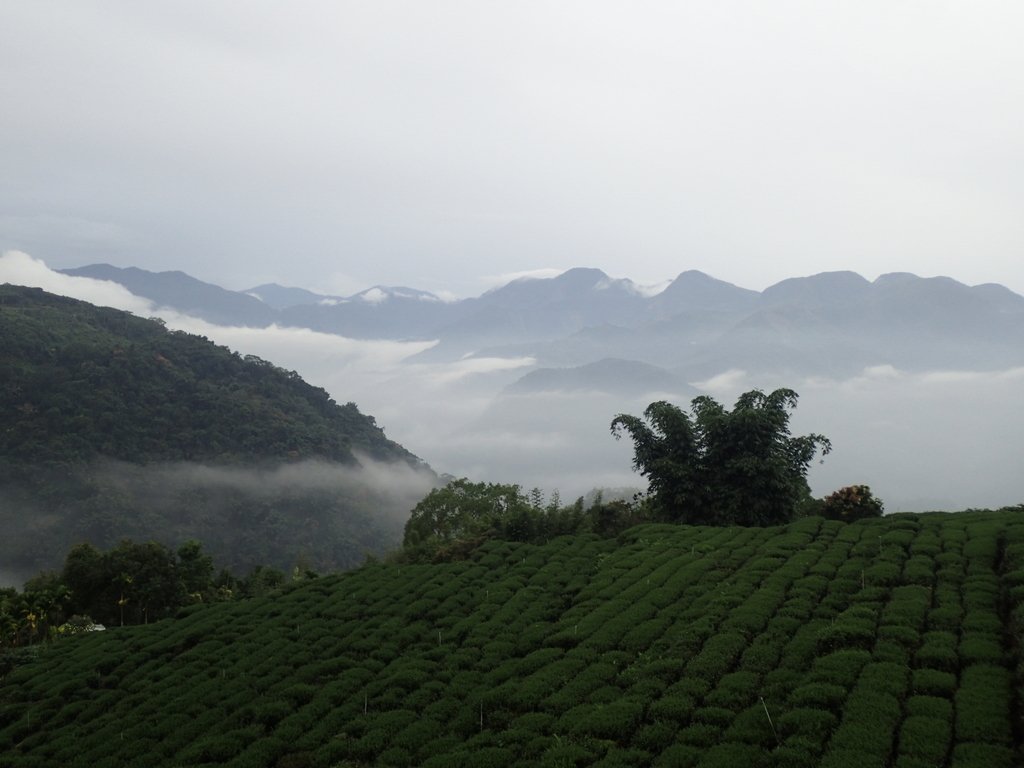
[0,285,433,583]
[1,510,1021,766]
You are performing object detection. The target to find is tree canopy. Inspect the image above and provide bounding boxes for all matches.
[0,284,419,470]
[611,388,831,526]
[402,479,532,555]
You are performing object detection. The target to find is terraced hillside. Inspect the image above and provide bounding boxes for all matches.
[2,511,1023,767]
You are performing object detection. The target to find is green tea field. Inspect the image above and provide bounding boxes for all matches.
[1,510,1022,767]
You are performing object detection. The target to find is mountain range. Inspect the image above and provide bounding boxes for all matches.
[62,264,1024,391]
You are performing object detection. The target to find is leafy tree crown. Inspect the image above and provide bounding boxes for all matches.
[611,388,831,526]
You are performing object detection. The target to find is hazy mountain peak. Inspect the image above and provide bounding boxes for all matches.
[483,266,620,303]
[872,271,942,288]
[553,266,612,286]
[652,269,759,312]
[61,263,277,327]
[872,273,974,295]
[673,268,717,282]
[762,271,872,305]
[503,356,691,397]
[243,282,337,310]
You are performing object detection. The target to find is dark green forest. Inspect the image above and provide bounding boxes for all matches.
[2,510,1022,767]
[0,285,433,582]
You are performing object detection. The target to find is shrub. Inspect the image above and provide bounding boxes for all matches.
[692,706,735,729]
[905,694,953,720]
[698,741,767,768]
[911,668,957,698]
[778,707,838,745]
[820,747,887,768]
[877,624,919,648]
[647,693,696,724]
[828,690,900,756]
[955,664,1012,744]
[593,747,652,768]
[631,721,676,752]
[895,757,939,768]
[950,743,1015,768]
[722,703,777,746]
[760,668,801,701]
[378,746,414,767]
[810,650,871,688]
[652,743,703,767]
[958,634,1004,666]
[863,561,902,587]
[896,715,950,763]
[767,744,817,768]
[685,632,748,683]
[739,635,784,673]
[787,682,846,712]
[915,630,959,668]
[816,620,876,653]
[821,486,884,522]
[704,671,759,710]
[562,699,644,741]
[858,661,909,699]
[676,723,720,748]
[961,609,1002,634]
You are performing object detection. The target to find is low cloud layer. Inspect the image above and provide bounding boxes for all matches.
[0,456,437,588]
[94,454,436,526]
[3,252,1021,516]
[699,368,1024,512]
[0,250,153,314]
[97,456,438,512]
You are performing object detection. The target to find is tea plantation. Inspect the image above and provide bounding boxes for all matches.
[1,510,1022,767]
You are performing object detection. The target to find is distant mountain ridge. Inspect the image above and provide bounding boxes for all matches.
[60,263,1024,384]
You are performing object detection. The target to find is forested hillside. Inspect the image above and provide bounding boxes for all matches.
[2,510,1021,767]
[0,285,416,467]
[0,285,433,582]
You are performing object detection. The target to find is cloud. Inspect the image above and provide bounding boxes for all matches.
[3,4,1024,299]
[0,250,155,315]
[97,455,435,515]
[920,367,1024,385]
[858,364,903,382]
[411,355,536,385]
[691,369,749,393]
[0,251,436,393]
[631,279,673,298]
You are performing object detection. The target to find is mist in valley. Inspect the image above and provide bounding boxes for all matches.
[2,251,1021,559]
[167,304,1023,513]
[0,455,436,589]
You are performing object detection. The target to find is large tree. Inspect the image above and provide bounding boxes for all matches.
[611,388,831,526]
[402,479,532,555]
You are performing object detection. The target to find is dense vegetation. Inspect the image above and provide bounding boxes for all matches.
[612,389,831,526]
[0,285,416,467]
[0,539,303,658]
[0,285,431,581]
[2,509,1022,767]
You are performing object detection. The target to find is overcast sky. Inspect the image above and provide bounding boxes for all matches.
[3,2,1024,298]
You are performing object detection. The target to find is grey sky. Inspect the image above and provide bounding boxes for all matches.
[3,2,1024,297]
